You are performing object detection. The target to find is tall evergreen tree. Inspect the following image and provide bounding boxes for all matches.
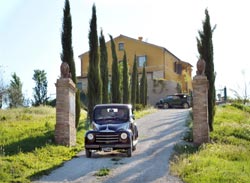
[8,73,24,108]
[197,9,216,131]
[61,0,76,82]
[32,70,48,106]
[136,72,140,104]
[119,62,123,101]
[131,55,137,107]
[87,4,102,121]
[99,29,109,103]
[110,35,121,103]
[61,0,80,127]
[145,74,148,106]
[122,51,130,103]
[140,65,147,106]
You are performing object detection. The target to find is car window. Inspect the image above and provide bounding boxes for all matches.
[94,107,129,123]
[173,96,180,100]
[166,96,173,99]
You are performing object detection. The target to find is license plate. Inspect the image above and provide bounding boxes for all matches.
[102,147,113,152]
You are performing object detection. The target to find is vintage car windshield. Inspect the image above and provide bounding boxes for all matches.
[93,107,129,124]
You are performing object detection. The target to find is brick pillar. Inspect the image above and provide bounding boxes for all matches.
[55,78,76,146]
[192,75,210,145]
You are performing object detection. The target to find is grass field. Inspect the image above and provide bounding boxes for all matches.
[170,104,250,183]
[0,106,87,182]
[0,105,156,182]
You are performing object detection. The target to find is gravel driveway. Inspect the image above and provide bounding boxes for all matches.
[35,109,190,183]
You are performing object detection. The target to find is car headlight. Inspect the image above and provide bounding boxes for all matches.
[121,132,128,140]
[87,133,94,140]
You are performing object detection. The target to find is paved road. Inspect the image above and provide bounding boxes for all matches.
[35,109,190,183]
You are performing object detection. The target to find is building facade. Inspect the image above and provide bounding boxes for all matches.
[77,34,192,105]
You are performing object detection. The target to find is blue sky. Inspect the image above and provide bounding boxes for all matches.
[0,0,250,101]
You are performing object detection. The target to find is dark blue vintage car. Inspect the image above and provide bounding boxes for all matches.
[85,104,138,158]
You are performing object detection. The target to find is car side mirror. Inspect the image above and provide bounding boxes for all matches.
[132,115,135,120]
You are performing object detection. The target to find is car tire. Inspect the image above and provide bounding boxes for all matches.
[127,141,132,157]
[183,103,189,109]
[163,103,169,109]
[127,147,132,157]
[86,149,92,158]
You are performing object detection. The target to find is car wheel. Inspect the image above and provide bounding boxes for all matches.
[127,141,133,157]
[85,149,92,158]
[163,103,169,109]
[127,147,132,157]
[183,103,189,109]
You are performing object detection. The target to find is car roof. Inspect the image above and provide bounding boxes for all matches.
[94,103,133,109]
[168,93,189,96]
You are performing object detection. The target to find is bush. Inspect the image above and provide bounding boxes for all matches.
[231,103,250,113]
[134,104,144,111]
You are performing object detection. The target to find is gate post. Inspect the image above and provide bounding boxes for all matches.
[55,78,76,146]
[192,59,210,145]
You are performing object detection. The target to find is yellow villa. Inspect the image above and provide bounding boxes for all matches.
[77,34,192,105]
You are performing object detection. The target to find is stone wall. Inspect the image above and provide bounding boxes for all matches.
[147,73,178,105]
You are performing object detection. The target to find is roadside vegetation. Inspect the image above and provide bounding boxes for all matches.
[0,106,86,182]
[0,105,155,182]
[170,103,250,183]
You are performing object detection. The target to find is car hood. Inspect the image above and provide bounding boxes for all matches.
[93,122,130,132]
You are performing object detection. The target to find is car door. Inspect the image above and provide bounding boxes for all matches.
[172,95,181,107]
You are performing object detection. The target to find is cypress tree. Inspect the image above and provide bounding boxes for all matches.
[122,51,130,103]
[118,61,123,102]
[136,72,140,104]
[140,65,147,107]
[87,4,102,121]
[61,0,80,127]
[61,0,76,82]
[145,73,148,106]
[110,35,121,103]
[197,9,216,131]
[131,55,137,107]
[99,29,109,103]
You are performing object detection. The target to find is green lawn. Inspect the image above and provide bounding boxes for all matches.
[170,104,250,183]
[0,106,86,182]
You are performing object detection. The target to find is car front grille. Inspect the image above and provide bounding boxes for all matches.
[95,133,120,144]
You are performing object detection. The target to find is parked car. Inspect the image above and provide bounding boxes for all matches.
[155,93,192,109]
[85,104,138,158]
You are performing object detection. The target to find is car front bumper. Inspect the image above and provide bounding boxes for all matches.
[85,143,131,150]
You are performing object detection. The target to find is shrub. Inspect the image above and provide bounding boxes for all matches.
[231,103,250,113]
[134,104,144,111]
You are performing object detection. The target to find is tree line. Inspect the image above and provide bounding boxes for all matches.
[0,69,50,108]
[87,4,148,121]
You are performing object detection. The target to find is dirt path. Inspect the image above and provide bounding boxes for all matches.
[35,109,190,183]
